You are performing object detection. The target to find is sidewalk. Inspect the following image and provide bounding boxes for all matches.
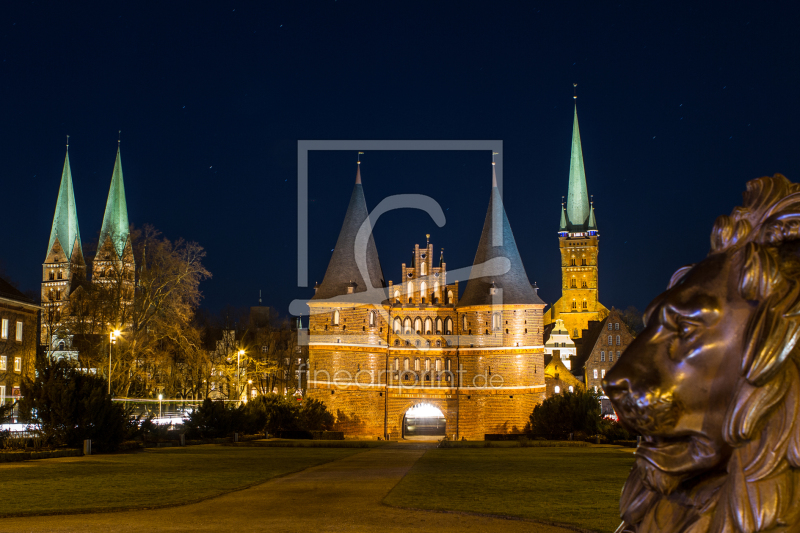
[0,442,576,532]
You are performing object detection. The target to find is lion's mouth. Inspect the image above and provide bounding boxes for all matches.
[636,434,718,475]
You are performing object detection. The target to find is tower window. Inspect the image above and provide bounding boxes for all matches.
[582,258,587,266]
[570,278,577,288]
[581,280,587,288]
[48,271,54,280]
[582,300,587,309]
[57,270,63,279]
[445,317,453,335]
[571,300,577,309]
[570,258,576,266]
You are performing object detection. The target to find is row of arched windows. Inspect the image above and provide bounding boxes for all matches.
[571,300,589,309]
[393,316,453,335]
[393,282,454,305]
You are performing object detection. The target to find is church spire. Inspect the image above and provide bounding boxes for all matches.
[459,161,543,307]
[98,142,130,258]
[46,138,83,262]
[312,159,385,301]
[564,105,592,232]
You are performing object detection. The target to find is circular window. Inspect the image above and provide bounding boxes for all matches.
[407,272,413,278]
[421,253,426,259]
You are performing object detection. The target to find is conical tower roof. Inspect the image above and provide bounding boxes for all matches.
[312,163,385,301]
[459,164,543,307]
[47,147,83,261]
[99,146,130,258]
[565,105,592,232]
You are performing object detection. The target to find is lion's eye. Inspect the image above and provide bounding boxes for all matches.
[677,321,696,339]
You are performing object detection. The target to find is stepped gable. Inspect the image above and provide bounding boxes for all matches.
[312,163,386,301]
[459,163,543,307]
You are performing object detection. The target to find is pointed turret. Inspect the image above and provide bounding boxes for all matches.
[46,145,83,264]
[459,162,543,307]
[588,203,597,232]
[558,203,567,233]
[312,162,385,301]
[564,105,592,232]
[98,146,130,259]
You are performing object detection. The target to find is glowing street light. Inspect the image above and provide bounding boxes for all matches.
[108,329,121,395]
[237,349,245,404]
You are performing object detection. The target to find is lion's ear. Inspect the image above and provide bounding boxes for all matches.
[667,265,695,290]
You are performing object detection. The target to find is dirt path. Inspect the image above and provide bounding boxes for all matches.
[0,442,576,533]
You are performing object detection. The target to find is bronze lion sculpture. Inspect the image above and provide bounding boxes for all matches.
[604,174,800,533]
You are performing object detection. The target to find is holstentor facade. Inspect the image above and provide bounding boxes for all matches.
[306,158,546,440]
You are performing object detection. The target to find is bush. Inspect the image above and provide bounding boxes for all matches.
[599,419,632,442]
[299,398,334,431]
[19,357,127,452]
[527,389,603,439]
[185,399,236,438]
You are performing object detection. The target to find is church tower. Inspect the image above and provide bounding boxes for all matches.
[545,102,607,340]
[41,138,85,345]
[93,140,135,326]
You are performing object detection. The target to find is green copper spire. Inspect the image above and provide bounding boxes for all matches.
[565,105,591,231]
[99,146,130,258]
[559,201,567,232]
[588,203,597,231]
[46,145,83,261]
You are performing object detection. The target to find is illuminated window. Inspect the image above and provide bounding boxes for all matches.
[403,358,410,371]
[0,386,4,402]
[394,289,400,303]
[0,319,7,339]
[492,313,501,330]
[414,317,422,334]
[593,369,598,379]
[447,290,454,304]
[48,271,54,280]
[393,358,399,371]
[569,386,574,392]
[582,300,587,309]
[333,310,340,326]
[445,317,453,335]
[572,300,577,309]
[393,318,401,334]
[601,369,606,378]
[436,318,443,334]
[58,270,63,279]
[420,262,427,276]
[15,321,22,342]
[0,357,6,370]
[369,311,375,327]
[404,317,412,334]
[424,317,432,335]
[420,281,427,303]
[554,385,561,393]
[14,357,21,372]
[570,278,576,288]
[461,315,467,330]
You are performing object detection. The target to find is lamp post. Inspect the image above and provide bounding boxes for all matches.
[108,329,121,395]
[237,349,245,404]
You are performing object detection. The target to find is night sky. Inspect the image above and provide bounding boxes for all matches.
[2,2,798,318]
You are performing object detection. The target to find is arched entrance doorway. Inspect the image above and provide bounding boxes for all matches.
[403,403,446,438]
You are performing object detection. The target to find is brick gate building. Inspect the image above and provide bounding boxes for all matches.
[306,159,546,440]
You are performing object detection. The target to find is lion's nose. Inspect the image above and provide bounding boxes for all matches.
[602,373,631,403]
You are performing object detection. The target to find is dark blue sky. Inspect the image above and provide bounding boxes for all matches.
[2,1,798,317]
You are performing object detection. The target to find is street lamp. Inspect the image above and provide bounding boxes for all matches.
[237,349,245,404]
[109,329,121,395]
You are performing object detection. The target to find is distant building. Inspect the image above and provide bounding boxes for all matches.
[40,140,134,360]
[545,104,608,340]
[543,355,584,398]
[580,308,634,403]
[0,276,40,410]
[544,318,576,370]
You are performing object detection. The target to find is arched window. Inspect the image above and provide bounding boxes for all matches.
[425,359,430,371]
[393,318,401,334]
[394,290,400,303]
[414,317,422,334]
[616,351,621,359]
[436,340,441,347]
[48,271,54,280]
[435,359,441,371]
[609,352,614,362]
[572,300,577,309]
[461,315,467,330]
[581,279,587,288]
[435,318,443,334]
[407,281,414,300]
[394,339,400,346]
[492,313,501,330]
[608,323,613,331]
[601,369,606,378]
[593,369,598,379]
[615,323,620,330]
[608,335,612,345]
[601,351,605,362]
[415,340,421,347]
[569,386,574,392]
[555,385,561,393]
[404,317,412,334]
[393,358,399,370]
[333,310,340,325]
[570,277,577,288]
[445,358,451,371]
[570,258,576,266]
[424,317,432,334]
[420,281,427,303]
[369,311,375,327]
[420,262,427,276]
[414,358,420,371]
[433,282,439,301]
[445,317,453,335]
[57,270,63,280]
[404,358,410,370]
[616,335,621,345]
[447,290,454,304]
[582,258,587,266]
[582,300,587,309]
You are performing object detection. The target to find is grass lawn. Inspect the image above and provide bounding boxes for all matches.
[384,445,634,533]
[0,445,363,517]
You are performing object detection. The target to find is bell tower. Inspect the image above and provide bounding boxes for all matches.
[546,99,607,339]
